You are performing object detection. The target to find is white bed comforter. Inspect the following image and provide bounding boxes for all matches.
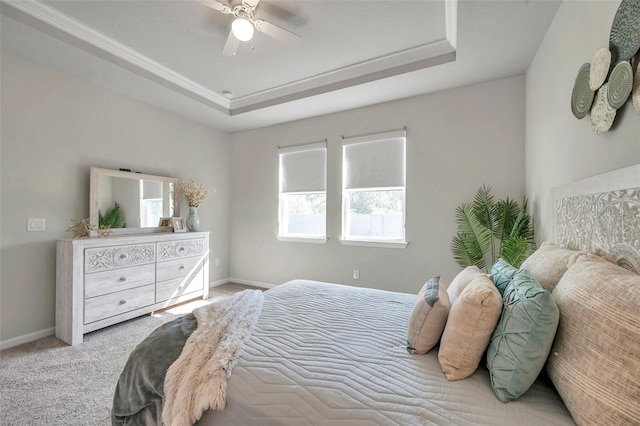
[198,280,574,425]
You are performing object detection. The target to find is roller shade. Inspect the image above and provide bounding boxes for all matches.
[279,142,326,193]
[142,180,163,200]
[343,130,405,189]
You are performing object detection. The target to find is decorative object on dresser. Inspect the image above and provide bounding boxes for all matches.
[178,178,215,232]
[172,217,187,233]
[65,218,95,239]
[56,232,210,345]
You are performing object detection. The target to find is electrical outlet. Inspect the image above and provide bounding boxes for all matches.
[27,218,46,232]
[214,258,220,266]
[353,269,360,279]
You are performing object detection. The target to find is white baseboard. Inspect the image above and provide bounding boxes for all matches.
[0,327,55,351]
[209,278,231,288]
[229,277,278,289]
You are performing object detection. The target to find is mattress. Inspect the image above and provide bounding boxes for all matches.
[198,280,574,425]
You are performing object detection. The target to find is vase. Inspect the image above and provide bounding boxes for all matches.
[186,206,200,232]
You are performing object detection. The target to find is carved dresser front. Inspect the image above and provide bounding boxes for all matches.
[56,232,209,345]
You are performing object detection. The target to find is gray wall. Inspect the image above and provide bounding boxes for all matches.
[229,76,527,294]
[0,51,232,344]
[526,1,640,243]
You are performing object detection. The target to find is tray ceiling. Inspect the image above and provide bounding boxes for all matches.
[0,1,561,132]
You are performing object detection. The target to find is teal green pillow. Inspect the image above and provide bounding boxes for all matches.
[486,270,559,402]
[491,258,518,295]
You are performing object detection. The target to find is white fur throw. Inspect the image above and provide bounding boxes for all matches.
[162,290,264,426]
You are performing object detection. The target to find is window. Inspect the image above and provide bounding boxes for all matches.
[342,130,406,247]
[278,142,327,242]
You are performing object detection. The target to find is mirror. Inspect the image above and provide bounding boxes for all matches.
[89,167,180,235]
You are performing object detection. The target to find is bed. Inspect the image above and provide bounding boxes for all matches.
[112,164,640,426]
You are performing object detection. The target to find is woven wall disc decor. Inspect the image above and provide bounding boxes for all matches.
[571,63,595,119]
[607,61,634,109]
[609,0,640,64]
[590,48,611,90]
[591,83,617,134]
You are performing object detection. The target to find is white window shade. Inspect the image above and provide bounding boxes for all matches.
[279,142,326,193]
[343,130,405,189]
[142,180,163,200]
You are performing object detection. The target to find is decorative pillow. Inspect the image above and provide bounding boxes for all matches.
[486,269,559,402]
[519,242,581,293]
[547,254,640,425]
[491,258,518,295]
[446,266,489,305]
[407,276,450,354]
[438,275,502,381]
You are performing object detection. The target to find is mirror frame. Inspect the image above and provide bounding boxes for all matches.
[89,167,180,236]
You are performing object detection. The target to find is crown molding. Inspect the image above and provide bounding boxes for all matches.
[2,0,457,116]
[1,0,231,112]
[230,40,456,115]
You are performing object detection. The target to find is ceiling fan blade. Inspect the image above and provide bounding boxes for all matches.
[243,0,260,9]
[253,19,300,44]
[222,30,240,56]
[198,0,232,14]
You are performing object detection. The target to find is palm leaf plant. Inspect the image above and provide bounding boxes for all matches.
[99,202,126,228]
[451,185,535,271]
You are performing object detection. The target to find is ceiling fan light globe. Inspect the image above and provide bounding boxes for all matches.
[232,18,254,41]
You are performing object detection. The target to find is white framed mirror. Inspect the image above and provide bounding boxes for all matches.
[89,167,180,235]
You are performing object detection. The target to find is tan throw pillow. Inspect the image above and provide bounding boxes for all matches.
[547,254,640,425]
[407,276,451,354]
[520,242,581,292]
[446,266,490,305]
[438,275,502,381]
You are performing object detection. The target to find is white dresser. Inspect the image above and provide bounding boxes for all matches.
[56,231,209,345]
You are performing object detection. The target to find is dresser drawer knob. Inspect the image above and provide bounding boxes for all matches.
[119,300,127,305]
[119,276,127,282]
[119,253,128,260]
[178,246,185,252]
[178,265,185,270]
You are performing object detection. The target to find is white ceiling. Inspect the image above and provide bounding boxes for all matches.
[1,0,560,133]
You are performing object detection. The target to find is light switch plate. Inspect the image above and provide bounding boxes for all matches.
[27,218,46,231]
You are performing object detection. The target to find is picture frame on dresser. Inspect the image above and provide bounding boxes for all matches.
[158,217,171,227]
[172,217,186,232]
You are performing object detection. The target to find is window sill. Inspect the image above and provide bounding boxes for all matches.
[340,239,408,249]
[277,236,328,244]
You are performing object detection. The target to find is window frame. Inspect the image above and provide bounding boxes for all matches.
[341,130,407,248]
[277,142,327,244]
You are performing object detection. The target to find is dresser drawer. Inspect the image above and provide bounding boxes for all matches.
[85,243,155,273]
[84,284,155,324]
[156,268,204,303]
[157,238,205,261]
[156,256,204,283]
[84,264,155,299]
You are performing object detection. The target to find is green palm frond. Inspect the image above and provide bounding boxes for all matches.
[452,203,491,270]
[499,236,530,268]
[472,185,500,261]
[451,187,536,272]
[99,202,126,228]
[496,198,520,244]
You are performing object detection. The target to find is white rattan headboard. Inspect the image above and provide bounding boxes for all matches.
[552,164,640,274]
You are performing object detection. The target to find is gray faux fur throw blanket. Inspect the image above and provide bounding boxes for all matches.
[111,289,264,426]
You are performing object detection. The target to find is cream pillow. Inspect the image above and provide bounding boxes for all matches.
[446,266,490,305]
[520,242,581,293]
[407,276,451,354]
[438,275,502,381]
[547,254,640,425]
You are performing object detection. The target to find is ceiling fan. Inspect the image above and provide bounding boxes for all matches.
[199,0,301,56]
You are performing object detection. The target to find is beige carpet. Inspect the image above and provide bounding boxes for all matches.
[0,284,257,426]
